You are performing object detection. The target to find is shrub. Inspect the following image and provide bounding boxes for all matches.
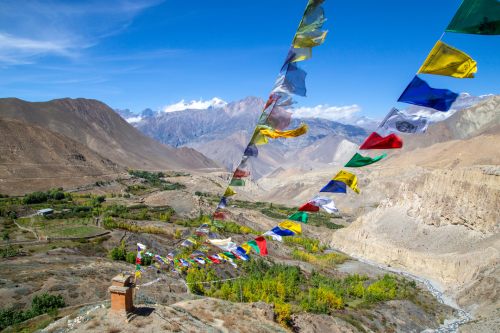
[109,241,127,261]
[31,293,65,316]
[126,252,136,264]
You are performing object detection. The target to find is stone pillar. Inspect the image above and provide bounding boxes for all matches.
[109,274,134,313]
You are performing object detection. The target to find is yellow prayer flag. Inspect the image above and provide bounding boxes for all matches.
[293,31,327,48]
[278,220,302,234]
[241,243,252,254]
[253,123,308,145]
[418,41,477,78]
[135,271,141,278]
[224,187,236,197]
[333,170,360,194]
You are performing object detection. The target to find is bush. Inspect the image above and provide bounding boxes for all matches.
[126,251,137,264]
[23,191,48,204]
[0,293,65,330]
[109,241,127,261]
[31,293,65,316]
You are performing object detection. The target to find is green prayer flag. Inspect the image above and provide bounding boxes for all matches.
[288,211,308,223]
[344,153,387,168]
[246,240,261,254]
[446,0,500,35]
[135,264,141,270]
[223,252,236,260]
[230,178,245,186]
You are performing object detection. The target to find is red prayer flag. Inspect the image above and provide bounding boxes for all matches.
[254,236,268,256]
[135,257,141,264]
[233,168,250,178]
[359,132,403,150]
[208,255,221,264]
[298,202,320,212]
[213,211,226,220]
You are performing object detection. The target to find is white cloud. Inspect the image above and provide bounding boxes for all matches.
[126,116,143,123]
[0,0,164,65]
[294,104,362,121]
[162,97,227,113]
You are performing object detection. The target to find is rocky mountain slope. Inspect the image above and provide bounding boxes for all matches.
[0,98,219,194]
[0,118,122,195]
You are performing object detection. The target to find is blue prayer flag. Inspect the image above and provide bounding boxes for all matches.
[244,144,258,157]
[270,226,296,236]
[398,76,458,111]
[320,180,347,193]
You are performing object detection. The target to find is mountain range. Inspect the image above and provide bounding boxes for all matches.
[116,93,491,178]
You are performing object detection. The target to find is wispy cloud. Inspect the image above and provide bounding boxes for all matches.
[162,98,228,112]
[294,104,362,121]
[0,0,164,65]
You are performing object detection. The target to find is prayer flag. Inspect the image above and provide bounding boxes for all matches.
[230,178,245,186]
[254,123,308,145]
[345,152,387,168]
[233,169,250,178]
[217,197,228,209]
[294,30,328,48]
[267,106,292,130]
[181,239,195,247]
[246,240,260,254]
[333,170,360,194]
[135,271,141,278]
[213,211,227,220]
[234,247,250,261]
[136,257,141,264]
[244,144,259,157]
[272,63,307,97]
[379,108,428,134]
[137,243,146,252]
[418,41,477,78]
[320,180,347,193]
[359,132,403,150]
[398,76,459,111]
[263,230,283,242]
[298,202,320,212]
[321,200,338,214]
[240,243,252,254]
[446,0,500,35]
[279,220,302,234]
[208,255,221,264]
[270,226,296,236]
[254,236,268,256]
[224,187,236,197]
[288,211,308,223]
[283,47,312,66]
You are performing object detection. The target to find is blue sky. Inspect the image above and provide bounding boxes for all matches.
[0,0,499,120]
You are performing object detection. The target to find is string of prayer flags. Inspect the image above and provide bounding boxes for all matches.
[288,211,308,223]
[344,152,387,168]
[278,220,303,234]
[359,132,403,150]
[136,243,146,278]
[234,247,250,261]
[240,243,252,254]
[298,201,320,212]
[446,0,500,35]
[332,170,360,194]
[398,76,459,112]
[379,108,429,134]
[418,41,477,78]
[244,144,259,157]
[230,178,245,186]
[208,255,221,264]
[223,187,236,197]
[320,180,347,193]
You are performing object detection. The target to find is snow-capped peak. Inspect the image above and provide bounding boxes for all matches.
[162,97,227,113]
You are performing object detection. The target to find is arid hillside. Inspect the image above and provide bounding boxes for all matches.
[0,98,219,194]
